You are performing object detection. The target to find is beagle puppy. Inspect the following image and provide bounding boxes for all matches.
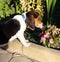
[0,10,43,47]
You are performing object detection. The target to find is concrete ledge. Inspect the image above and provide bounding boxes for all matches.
[7,39,60,62]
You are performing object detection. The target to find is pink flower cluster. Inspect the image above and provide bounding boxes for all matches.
[49,38,54,44]
[40,25,60,48]
[40,32,54,44]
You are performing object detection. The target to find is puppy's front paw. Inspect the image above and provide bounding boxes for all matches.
[25,40,30,43]
[24,40,31,47]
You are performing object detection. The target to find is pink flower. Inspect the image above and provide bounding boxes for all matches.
[50,25,54,30]
[44,32,50,38]
[40,36,46,43]
[49,38,54,44]
[53,30,57,35]
[48,25,51,28]
[58,28,60,31]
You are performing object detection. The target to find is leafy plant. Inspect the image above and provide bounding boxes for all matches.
[46,0,57,24]
[0,0,23,20]
[0,0,15,18]
[9,0,23,14]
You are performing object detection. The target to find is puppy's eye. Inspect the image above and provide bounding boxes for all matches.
[33,12,39,18]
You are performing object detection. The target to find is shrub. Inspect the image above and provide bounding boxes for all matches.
[0,0,23,20]
[0,0,15,18]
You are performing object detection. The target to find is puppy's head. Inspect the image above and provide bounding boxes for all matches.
[26,10,43,30]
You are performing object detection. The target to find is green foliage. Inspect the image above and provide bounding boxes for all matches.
[0,0,15,18]
[12,0,23,14]
[24,28,42,44]
[0,0,23,20]
[46,0,57,23]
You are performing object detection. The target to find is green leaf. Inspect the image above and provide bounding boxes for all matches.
[0,10,3,16]
[48,43,51,48]
[46,0,57,22]
[51,0,56,15]
[46,0,52,16]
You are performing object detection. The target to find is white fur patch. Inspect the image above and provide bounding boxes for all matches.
[9,13,31,47]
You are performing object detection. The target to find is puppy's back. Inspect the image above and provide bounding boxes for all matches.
[0,23,8,44]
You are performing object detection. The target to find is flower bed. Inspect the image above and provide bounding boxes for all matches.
[25,24,60,50]
[40,25,60,49]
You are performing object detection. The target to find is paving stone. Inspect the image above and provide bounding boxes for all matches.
[0,48,7,54]
[8,54,39,62]
[0,49,38,62]
[0,52,32,62]
[10,56,32,62]
[0,53,12,62]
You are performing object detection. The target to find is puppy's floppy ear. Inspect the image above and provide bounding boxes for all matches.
[25,17,35,30]
[26,10,39,18]
[33,11,39,18]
